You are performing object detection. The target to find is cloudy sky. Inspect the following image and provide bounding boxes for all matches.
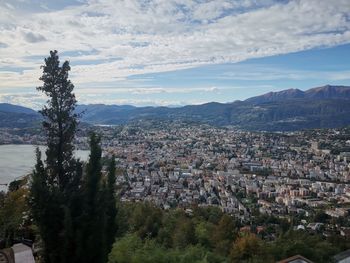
[1,0,350,108]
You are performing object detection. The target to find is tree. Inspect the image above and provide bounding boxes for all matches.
[29,51,116,263]
[38,50,78,192]
[270,230,339,263]
[195,221,214,248]
[230,233,270,262]
[313,211,330,223]
[30,50,81,263]
[30,51,118,263]
[0,186,30,247]
[129,203,162,239]
[172,217,196,248]
[212,214,237,255]
[106,156,117,252]
[78,133,106,263]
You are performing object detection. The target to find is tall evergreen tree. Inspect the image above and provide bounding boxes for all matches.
[75,133,117,263]
[78,133,105,263]
[38,50,78,192]
[30,50,82,263]
[106,156,117,253]
[30,51,117,263]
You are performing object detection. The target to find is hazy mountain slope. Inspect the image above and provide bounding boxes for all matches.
[2,85,350,131]
[0,111,40,128]
[245,85,350,104]
[76,85,350,131]
[76,104,137,124]
[0,103,38,115]
[227,98,350,131]
[0,103,40,128]
[245,88,305,104]
[305,85,350,99]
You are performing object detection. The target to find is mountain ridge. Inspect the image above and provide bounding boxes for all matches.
[1,85,350,131]
[245,85,350,104]
[0,103,39,115]
[0,103,40,128]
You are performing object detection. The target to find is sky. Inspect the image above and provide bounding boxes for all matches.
[0,0,350,109]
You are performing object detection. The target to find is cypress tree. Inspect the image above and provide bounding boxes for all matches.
[78,135,117,263]
[106,156,117,252]
[38,50,78,192]
[78,133,104,263]
[30,50,82,263]
[30,51,118,263]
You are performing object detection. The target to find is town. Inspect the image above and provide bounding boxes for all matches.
[2,121,350,237]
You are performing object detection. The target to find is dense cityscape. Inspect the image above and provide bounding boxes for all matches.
[2,122,350,238]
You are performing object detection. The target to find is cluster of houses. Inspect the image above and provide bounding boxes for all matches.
[2,122,350,262]
[2,121,350,235]
[94,123,350,228]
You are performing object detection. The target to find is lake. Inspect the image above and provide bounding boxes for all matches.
[0,144,89,189]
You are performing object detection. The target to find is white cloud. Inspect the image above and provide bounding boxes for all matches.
[0,0,350,101]
[23,31,47,43]
[128,86,222,94]
[75,96,209,107]
[0,92,45,109]
[0,69,41,88]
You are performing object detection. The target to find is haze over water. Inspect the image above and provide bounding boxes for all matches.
[0,144,89,188]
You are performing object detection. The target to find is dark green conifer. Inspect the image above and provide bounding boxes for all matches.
[79,133,104,263]
[106,156,117,252]
[30,51,81,263]
[30,51,117,263]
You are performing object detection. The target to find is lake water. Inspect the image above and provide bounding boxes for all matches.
[0,144,89,189]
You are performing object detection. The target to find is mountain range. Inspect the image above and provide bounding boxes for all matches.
[1,85,350,131]
[0,103,40,128]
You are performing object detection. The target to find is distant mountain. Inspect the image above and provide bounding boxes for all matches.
[245,85,350,104]
[77,85,350,131]
[2,85,350,131]
[305,85,350,99]
[245,88,305,104]
[76,104,136,124]
[0,103,38,115]
[228,98,350,131]
[0,103,40,128]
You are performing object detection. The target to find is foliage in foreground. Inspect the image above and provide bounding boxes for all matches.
[0,185,31,247]
[108,202,347,263]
